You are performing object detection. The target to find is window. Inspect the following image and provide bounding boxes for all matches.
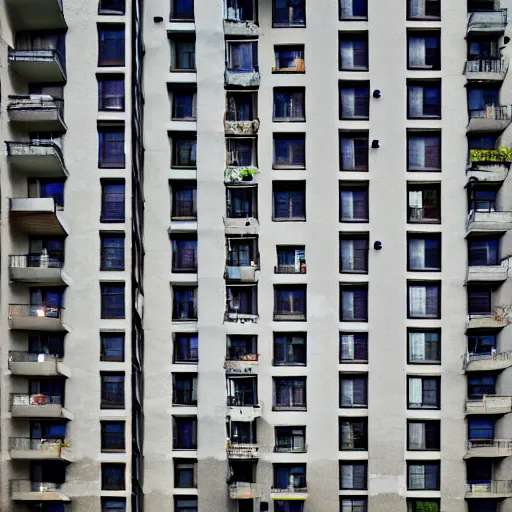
[407,462,440,490]
[468,374,495,398]
[102,498,126,512]
[173,286,198,321]
[340,374,367,408]
[468,87,500,119]
[273,0,306,27]
[469,238,499,266]
[407,0,440,19]
[102,463,125,490]
[408,82,441,119]
[171,88,197,120]
[340,332,368,362]
[100,333,125,362]
[407,500,440,512]
[276,246,306,274]
[274,285,307,321]
[273,181,306,220]
[28,178,65,208]
[101,234,125,270]
[339,33,368,71]
[340,462,367,490]
[408,330,441,363]
[407,184,440,223]
[468,39,499,61]
[101,283,125,319]
[101,372,125,409]
[226,137,257,167]
[340,498,368,512]
[101,181,125,222]
[273,88,306,121]
[407,420,440,450]
[98,126,125,168]
[174,498,198,512]
[339,0,367,19]
[172,237,197,272]
[469,188,497,213]
[227,41,258,72]
[98,75,125,111]
[468,334,496,355]
[171,134,197,168]
[273,377,307,410]
[99,0,125,14]
[340,235,368,273]
[226,92,257,122]
[273,134,306,168]
[29,333,65,358]
[408,376,440,409]
[173,416,197,449]
[227,376,258,406]
[468,417,494,440]
[408,132,441,171]
[98,25,125,66]
[171,0,194,20]
[340,183,369,222]
[408,31,441,70]
[226,0,257,21]
[227,335,257,360]
[274,45,305,73]
[273,464,306,489]
[274,333,306,365]
[230,421,257,444]
[170,36,196,70]
[101,421,125,451]
[340,285,368,322]
[227,237,258,268]
[468,286,491,316]
[174,459,197,488]
[226,285,258,318]
[408,281,440,319]
[171,182,197,218]
[275,426,306,452]
[226,186,258,218]
[339,82,370,119]
[173,373,198,406]
[174,333,198,363]
[340,132,369,171]
[339,418,367,450]
[408,234,441,271]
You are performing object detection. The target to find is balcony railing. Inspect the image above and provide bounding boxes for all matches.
[466,480,512,494]
[469,105,511,121]
[10,254,64,269]
[465,58,508,75]
[9,437,66,453]
[226,351,258,362]
[9,351,61,364]
[408,206,440,222]
[227,443,259,459]
[229,482,262,499]
[467,439,512,451]
[10,393,62,409]
[227,392,258,407]
[271,485,308,494]
[9,303,63,320]
[463,349,512,368]
[8,95,64,117]
[6,140,65,163]
[466,394,512,412]
[11,479,63,493]
[8,47,66,74]
[274,444,308,453]
[274,263,307,274]
[469,148,512,165]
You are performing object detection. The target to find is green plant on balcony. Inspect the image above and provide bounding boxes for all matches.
[225,166,259,182]
[470,147,512,163]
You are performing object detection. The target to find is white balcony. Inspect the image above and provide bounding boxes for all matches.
[466,263,508,283]
[9,48,66,82]
[9,438,73,462]
[464,350,512,372]
[227,443,259,459]
[11,480,70,502]
[465,59,507,82]
[9,304,67,332]
[467,105,511,133]
[225,70,260,88]
[10,198,68,236]
[10,254,68,285]
[8,95,66,131]
[228,482,262,500]
[467,211,512,235]
[6,141,68,177]
[227,402,262,422]
[8,352,70,378]
[223,19,260,37]
[466,480,512,499]
[10,394,73,420]
[224,217,259,236]
[224,119,260,136]
[465,395,512,415]
[225,265,259,283]
[5,0,66,30]
[467,10,507,34]
[270,487,308,501]
[465,439,512,459]
[224,355,259,374]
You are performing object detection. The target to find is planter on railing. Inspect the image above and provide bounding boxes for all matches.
[224,166,259,183]
[470,148,512,164]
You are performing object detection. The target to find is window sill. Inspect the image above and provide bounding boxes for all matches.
[407,16,441,21]
[407,267,441,272]
[272,217,306,222]
[407,360,441,365]
[99,163,126,169]
[272,118,306,123]
[340,219,369,223]
[173,360,198,364]
[171,117,197,122]
[273,315,307,322]
[101,217,126,223]
[272,70,306,75]
[170,68,197,73]
[340,269,368,274]
[169,17,195,22]
[407,405,440,410]
[339,16,368,21]
[340,67,369,72]
[172,268,198,273]
[272,165,306,170]
[101,448,126,453]
[341,168,369,172]
[98,62,126,68]
[100,405,126,410]
[273,362,307,366]
[171,217,197,221]
[172,318,198,322]
[171,165,197,170]
[407,219,441,224]
[272,23,306,28]
[408,168,441,172]
[340,116,369,121]
[339,359,369,364]
[99,9,126,15]
[100,267,126,271]
[272,406,307,411]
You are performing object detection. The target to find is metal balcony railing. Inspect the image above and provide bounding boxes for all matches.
[9,48,66,72]
[5,140,65,163]
[8,95,64,116]
[9,304,63,320]
[274,263,307,274]
[10,254,64,269]
[227,443,259,458]
[10,393,63,409]
[466,480,512,494]
[463,349,512,368]
[227,391,258,407]
[467,439,512,451]
[8,351,61,364]
[465,58,508,74]
[469,105,511,121]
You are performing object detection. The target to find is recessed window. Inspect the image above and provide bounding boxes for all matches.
[226,0,258,22]
[101,233,125,270]
[101,421,125,452]
[99,0,125,15]
[172,286,198,321]
[275,426,306,452]
[339,418,367,450]
[340,332,368,362]
[173,373,198,406]
[407,281,441,319]
[227,375,258,406]
[273,0,306,27]
[102,498,126,512]
[273,377,307,411]
[339,81,370,120]
[28,178,65,208]
[227,335,257,361]
[101,463,125,490]
[468,373,495,398]
[468,417,494,441]
[407,183,441,223]
[407,132,441,171]
[226,285,258,318]
[339,32,368,71]
[274,332,306,365]
[170,87,197,120]
[101,372,125,409]
[407,31,441,70]
[100,332,125,362]
[408,376,440,409]
[274,45,305,73]
[226,137,257,167]
[340,374,368,408]
[407,0,440,19]
[171,182,197,219]
[170,0,194,20]
[172,236,197,273]
[101,283,125,319]
[339,0,367,19]
[274,285,307,321]
[468,286,492,316]
[226,41,258,72]
[276,246,306,274]
[340,284,368,322]
[273,88,305,122]
[226,185,258,219]
[340,498,368,512]
[174,333,198,363]
[101,180,125,223]
[170,35,196,70]
[173,416,197,449]
[340,462,367,490]
[468,238,499,266]
[273,134,306,169]
[98,75,125,111]
[407,500,440,512]
[174,459,197,488]
[226,91,258,122]
[98,125,125,168]
[273,464,307,491]
[174,498,198,512]
[339,132,369,171]
[407,462,440,490]
[340,183,369,222]
[98,25,125,67]
[408,81,441,119]
[171,133,197,168]
[468,333,496,355]
[340,234,369,273]
[407,420,440,450]
[273,181,306,221]
[408,329,440,364]
[407,233,441,271]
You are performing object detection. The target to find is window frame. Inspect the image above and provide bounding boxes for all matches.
[174,459,197,489]
[100,233,125,271]
[338,32,369,72]
[171,133,197,169]
[174,497,198,512]
[100,372,125,409]
[273,133,306,169]
[407,376,441,410]
[171,181,197,219]
[273,377,307,411]
[273,44,305,73]
[407,131,442,172]
[407,328,441,365]
[275,426,307,453]
[339,131,369,172]
[101,421,126,452]
[338,0,368,20]
[407,183,441,224]
[100,282,126,319]
[406,0,441,20]
[407,499,441,512]
[339,81,370,120]
[339,417,368,451]
[407,81,441,120]
[100,332,125,362]
[101,463,126,490]
[272,181,306,221]
[407,280,441,319]
[340,284,369,322]
[170,0,195,21]
[407,420,441,451]
[339,182,369,223]
[98,125,125,169]
[339,461,368,490]
[97,74,125,112]
[339,374,368,408]
[272,0,306,28]
[273,87,306,122]
[101,180,125,223]
[98,24,126,67]
[172,286,198,321]
[339,332,369,363]
[273,285,307,321]
[407,30,441,71]
[406,232,441,272]
[273,332,307,366]
[406,461,441,490]
[173,333,199,363]
[101,498,127,512]
[339,234,369,274]
[98,0,126,15]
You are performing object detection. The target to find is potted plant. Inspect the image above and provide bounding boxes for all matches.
[239,167,259,181]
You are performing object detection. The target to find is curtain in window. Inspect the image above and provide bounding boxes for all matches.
[341,334,355,359]
[340,0,366,17]
[341,138,356,169]
[342,290,355,320]
[341,190,367,220]
[410,332,426,361]
[341,421,354,448]
[341,88,356,118]
[409,285,426,316]
[341,240,355,271]
[341,379,354,406]
[409,464,425,489]
[409,422,425,449]
[410,0,425,16]
[340,41,355,69]
[409,136,426,171]
[341,464,354,488]
[409,36,426,67]
[229,43,253,71]
[409,86,425,116]
[409,377,422,405]
[409,238,425,269]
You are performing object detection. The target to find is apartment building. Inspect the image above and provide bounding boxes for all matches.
[2,0,512,511]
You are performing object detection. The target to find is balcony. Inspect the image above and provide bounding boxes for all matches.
[9,438,73,462]
[465,480,512,499]
[225,69,260,88]
[10,255,68,285]
[224,117,260,136]
[467,210,512,235]
[466,262,508,283]
[225,265,259,283]
[9,48,66,83]
[5,0,66,30]
[227,398,262,422]
[5,141,68,177]
[9,304,67,331]
[463,350,512,372]
[10,198,68,236]
[8,352,70,378]
[465,439,512,459]
[229,482,262,500]
[270,487,308,501]
[224,20,260,37]
[8,95,66,131]
[467,9,507,34]
[11,480,70,501]
[10,394,73,420]
[227,443,259,459]
[225,166,259,185]
[224,353,259,374]
[465,59,508,82]
[275,263,307,274]
[465,395,512,415]
[467,106,512,133]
